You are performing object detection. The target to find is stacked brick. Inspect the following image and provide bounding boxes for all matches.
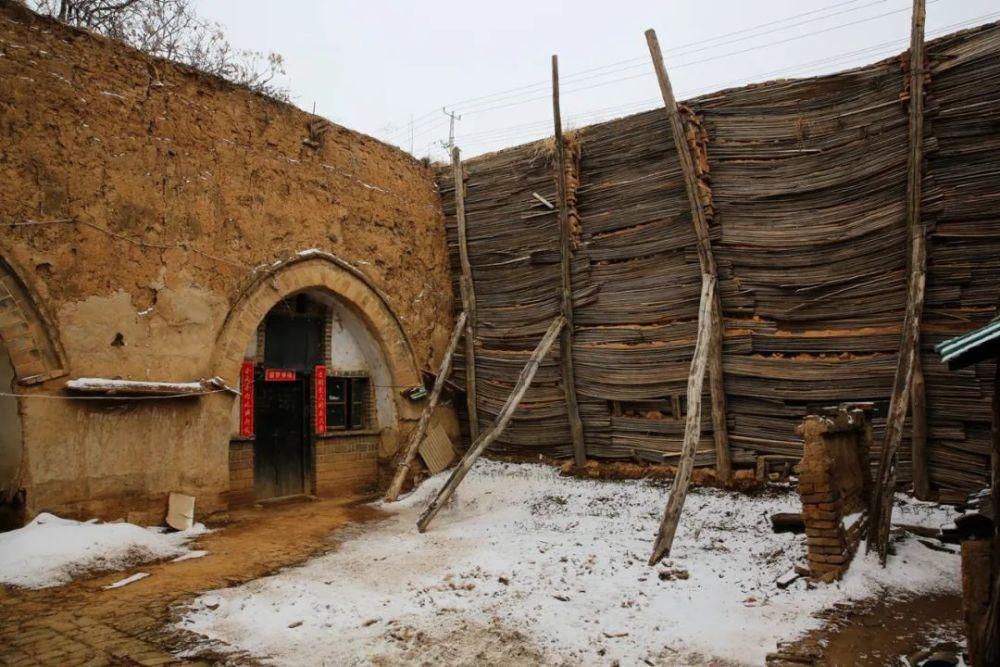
[796,405,873,580]
[227,441,255,507]
[313,434,379,497]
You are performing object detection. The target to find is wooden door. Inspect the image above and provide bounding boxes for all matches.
[253,376,306,500]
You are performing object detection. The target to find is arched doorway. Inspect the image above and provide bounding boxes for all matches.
[0,254,65,528]
[250,293,324,499]
[215,253,423,504]
[0,343,23,529]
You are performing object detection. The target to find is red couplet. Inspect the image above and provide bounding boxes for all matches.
[239,360,255,437]
[314,365,327,434]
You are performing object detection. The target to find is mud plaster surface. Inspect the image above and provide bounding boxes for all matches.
[0,2,453,379]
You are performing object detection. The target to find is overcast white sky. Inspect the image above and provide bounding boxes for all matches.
[194,0,998,161]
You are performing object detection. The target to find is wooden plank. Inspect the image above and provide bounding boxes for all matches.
[419,423,456,474]
[868,0,928,563]
[649,277,715,564]
[452,147,480,441]
[417,316,566,532]
[384,311,467,502]
[551,54,587,467]
[645,28,732,482]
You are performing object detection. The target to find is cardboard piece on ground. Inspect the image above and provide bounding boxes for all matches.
[167,492,195,531]
[418,424,456,474]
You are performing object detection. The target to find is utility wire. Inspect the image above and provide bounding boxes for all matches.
[395,0,923,149]
[386,0,882,140]
[454,10,998,153]
[452,0,940,120]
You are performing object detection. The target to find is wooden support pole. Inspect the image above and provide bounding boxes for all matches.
[645,29,731,482]
[551,54,587,468]
[912,354,930,499]
[417,316,566,532]
[649,277,716,565]
[867,0,927,563]
[384,311,467,502]
[451,146,480,442]
[976,360,1000,667]
[967,360,1000,666]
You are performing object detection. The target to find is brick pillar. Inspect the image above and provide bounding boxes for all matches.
[796,405,873,581]
[228,440,255,506]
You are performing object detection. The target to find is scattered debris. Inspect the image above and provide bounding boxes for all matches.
[776,568,802,589]
[103,572,149,589]
[167,492,196,531]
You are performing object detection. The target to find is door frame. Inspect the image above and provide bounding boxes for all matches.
[252,368,313,501]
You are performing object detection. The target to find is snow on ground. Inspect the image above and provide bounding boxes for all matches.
[0,513,208,589]
[179,461,961,666]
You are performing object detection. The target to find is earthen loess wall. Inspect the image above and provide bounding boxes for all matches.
[0,2,454,521]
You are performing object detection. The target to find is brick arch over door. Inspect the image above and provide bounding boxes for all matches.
[212,252,422,421]
[0,255,67,385]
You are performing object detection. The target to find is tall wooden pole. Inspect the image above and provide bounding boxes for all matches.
[649,277,716,564]
[645,29,731,482]
[551,55,587,467]
[912,355,930,498]
[451,147,480,442]
[971,361,1000,666]
[868,0,928,562]
[385,311,467,502]
[418,317,567,532]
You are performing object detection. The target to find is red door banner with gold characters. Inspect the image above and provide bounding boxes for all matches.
[239,360,255,437]
[314,365,327,434]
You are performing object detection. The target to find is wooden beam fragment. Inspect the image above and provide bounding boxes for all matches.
[645,29,731,482]
[551,54,587,467]
[385,311,467,502]
[649,277,716,565]
[451,146,480,442]
[867,0,928,563]
[417,316,567,532]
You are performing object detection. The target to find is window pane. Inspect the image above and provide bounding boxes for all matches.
[326,377,346,402]
[350,378,368,429]
[327,403,347,428]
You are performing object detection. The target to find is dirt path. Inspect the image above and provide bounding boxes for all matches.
[771,592,965,666]
[0,497,384,666]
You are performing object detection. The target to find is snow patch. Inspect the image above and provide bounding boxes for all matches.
[0,513,208,589]
[179,462,960,666]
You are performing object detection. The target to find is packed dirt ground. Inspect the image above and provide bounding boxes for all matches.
[0,497,384,666]
[0,461,968,666]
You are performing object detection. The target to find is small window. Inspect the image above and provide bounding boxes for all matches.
[325,376,369,430]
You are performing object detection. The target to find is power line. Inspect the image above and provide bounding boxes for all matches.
[453,10,999,155]
[452,0,939,120]
[389,0,925,150]
[386,0,884,138]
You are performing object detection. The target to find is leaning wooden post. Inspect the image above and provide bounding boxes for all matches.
[385,311,467,502]
[551,55,587,467]
[646,29,731,482]
[649,277,716,564]
[978,360,1000,666]
[451,146,480,442]
[912,355,930,499]
[418,316,566,532]
[867,0,928,562]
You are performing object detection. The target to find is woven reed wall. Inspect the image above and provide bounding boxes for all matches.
[438,22,1000,494]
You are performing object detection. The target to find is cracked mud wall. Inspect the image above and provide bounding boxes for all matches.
[0,2,454,521]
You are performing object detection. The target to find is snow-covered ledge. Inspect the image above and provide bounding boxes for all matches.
[65,377,235,397]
